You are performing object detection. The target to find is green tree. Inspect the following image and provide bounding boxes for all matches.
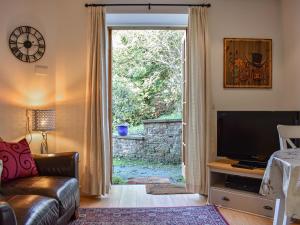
[112,30,184,128]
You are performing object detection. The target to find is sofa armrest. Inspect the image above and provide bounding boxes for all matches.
[0,201,17,225]
[33,152,79,179]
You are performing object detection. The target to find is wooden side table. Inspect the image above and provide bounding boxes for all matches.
[208,159,275,217]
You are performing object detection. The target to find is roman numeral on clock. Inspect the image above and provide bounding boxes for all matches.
[25,26,31,33]
[16,52,23,60]
[17,27,24,34]
[11,47,19,54]
[10,33,18,41]
[36,50,43,57]
[32,55,38,61]
[9,40,17,45]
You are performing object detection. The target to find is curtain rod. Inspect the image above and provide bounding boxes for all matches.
[85,3,211,9]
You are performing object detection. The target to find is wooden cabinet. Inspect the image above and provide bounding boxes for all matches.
[208,159,275,218]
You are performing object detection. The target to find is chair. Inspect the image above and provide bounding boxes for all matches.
[277,125,300,150]
[272,125,300,225]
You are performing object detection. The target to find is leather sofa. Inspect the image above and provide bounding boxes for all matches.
[0,152,80,225]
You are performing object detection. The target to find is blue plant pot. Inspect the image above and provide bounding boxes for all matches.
[117,125,128,136]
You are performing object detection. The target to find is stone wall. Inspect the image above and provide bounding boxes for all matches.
[113,135,145,158]
[112,119,182,164]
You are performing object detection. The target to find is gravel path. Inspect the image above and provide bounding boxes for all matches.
[113,164,182,183]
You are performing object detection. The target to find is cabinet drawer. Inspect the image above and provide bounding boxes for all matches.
[210,187,274,217]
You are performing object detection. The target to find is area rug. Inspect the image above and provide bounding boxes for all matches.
[69,205,229,225]
[127,176,171,184]
[146,183,193,195]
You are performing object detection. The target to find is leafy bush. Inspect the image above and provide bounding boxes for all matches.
[157,112,182,120]
[112,30,185,128]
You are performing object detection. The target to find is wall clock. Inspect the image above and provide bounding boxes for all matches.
[9,25,46,63]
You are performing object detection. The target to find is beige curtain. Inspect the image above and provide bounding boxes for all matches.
[184,7,212,195]
[82,6,111,196]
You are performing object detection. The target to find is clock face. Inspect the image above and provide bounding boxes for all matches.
[9,26,46,63]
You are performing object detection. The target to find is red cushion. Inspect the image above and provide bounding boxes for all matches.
[0,138,38,182]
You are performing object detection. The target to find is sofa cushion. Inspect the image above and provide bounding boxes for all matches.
[0,176,79,216]
[0,138,38,182]
[3,195,59,225]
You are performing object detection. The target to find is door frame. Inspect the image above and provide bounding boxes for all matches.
[107,26,187,183]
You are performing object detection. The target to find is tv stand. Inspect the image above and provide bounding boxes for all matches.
[208,159,274,217]
[232,160,267,169]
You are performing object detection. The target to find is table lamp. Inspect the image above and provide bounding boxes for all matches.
[32,109,56,154]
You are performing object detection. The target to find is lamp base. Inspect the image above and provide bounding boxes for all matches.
[40,132,48,154]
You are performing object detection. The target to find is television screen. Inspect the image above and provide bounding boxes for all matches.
[217,111,299,162]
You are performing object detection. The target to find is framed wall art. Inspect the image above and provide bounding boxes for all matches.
[224,38,272,88]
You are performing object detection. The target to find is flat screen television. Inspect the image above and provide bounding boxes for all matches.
[217,111,299,164]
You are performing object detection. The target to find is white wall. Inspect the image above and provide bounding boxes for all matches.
[281,0,300,109]
[0,0,57,152]
[209,0,283,111]
[0,0,288,169]
[54,0,87,156]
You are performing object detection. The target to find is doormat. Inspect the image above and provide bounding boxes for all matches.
[146,183,193,195]
[127,176,171,184]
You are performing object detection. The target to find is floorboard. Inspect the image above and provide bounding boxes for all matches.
[80,185,299,225]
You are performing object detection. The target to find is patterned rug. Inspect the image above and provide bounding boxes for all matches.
[69,205,229,225]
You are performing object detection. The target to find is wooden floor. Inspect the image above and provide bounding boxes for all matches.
[80,185,299,225]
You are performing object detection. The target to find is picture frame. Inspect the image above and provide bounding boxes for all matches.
[224,38,272,88]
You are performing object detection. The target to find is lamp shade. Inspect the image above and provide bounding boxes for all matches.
[32,109,56,132]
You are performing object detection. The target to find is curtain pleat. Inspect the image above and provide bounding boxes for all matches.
[81,7,111,196]
[184,7,213,195]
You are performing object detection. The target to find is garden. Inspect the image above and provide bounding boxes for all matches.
[112,29,185,185]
